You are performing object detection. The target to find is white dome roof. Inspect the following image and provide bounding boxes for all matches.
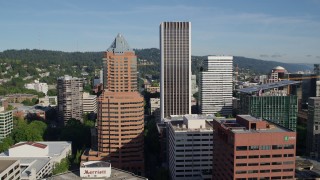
[273,66,286,70]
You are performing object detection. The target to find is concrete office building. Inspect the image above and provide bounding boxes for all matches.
[81,34,144,175]
[212,115,296,180]
[167,114,213,180]
[82,92,97,114]
[160,22,191,119]
[57,75,83,125]
[199,56,233,115]
[0,106,13,142]
[306,97,320,159]
[0,159,20,180]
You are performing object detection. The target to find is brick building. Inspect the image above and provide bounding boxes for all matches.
[212,115,296,180]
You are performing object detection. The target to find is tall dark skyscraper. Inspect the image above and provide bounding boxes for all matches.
[160,22,191,120]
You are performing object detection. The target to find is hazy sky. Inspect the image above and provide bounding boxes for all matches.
[1,0,320,63]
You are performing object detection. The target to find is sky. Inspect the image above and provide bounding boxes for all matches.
[0,0,320,63]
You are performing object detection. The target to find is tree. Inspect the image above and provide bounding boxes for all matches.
[7,105,14,110]
[0,136,14,152]
[47,89,57,96]
[52,158,70,175]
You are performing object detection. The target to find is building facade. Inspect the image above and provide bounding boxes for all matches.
[306,97,320,159]
[212,115,296,180]
[0,159,20,180]
[238,81,299,131]
[0,107,13,141]
[82,92,97,114]
[160,22,191,119]
[167,115,213,180]
[57,75,83,125]
[82,34,144,175]
[199,56,233,115]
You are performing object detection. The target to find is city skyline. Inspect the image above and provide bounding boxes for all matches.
[1,0,320,63]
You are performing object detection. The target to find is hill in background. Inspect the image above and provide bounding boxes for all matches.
[0,48,313,79]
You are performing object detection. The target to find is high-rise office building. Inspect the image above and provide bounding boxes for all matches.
[57,75,83,125]
[82,34,144,175]
[199,56,233,115]
[212,115,296,180]
[160,22,191,120]
[238,80,299,131]
[306,97,320,159]
[167,115,213,180]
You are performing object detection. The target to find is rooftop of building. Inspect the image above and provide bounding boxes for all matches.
[236,80,300,94]
[168,114,214,132]
[216,115,293,134]
[273,66,286,71]
[81,161,111,168]
[0,141,71,158]
[0,157,50,178]
[170,120,213,132]
[48,168,147,180]
[0,159,18,174]
[5,94,38,97]
[296,156,320,179]
[58,75,82,80]
[107,33,133,54]
[207,55,233,60]
[0,141,71,178]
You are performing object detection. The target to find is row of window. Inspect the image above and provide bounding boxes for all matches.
[236,144,295,151]
[236,176,293,180]
[236,161,294,166]
[236,168,293,174]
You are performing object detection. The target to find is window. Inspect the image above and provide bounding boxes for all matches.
[272,154,282,158]
[236,163,247,166]
[236,171,247,174]
[283,169,294,172]
[260,170,270,173]
[236,156,247,159]
[260,155,270,158]
[236,146,247,151]
[272,162,282,165]
[271,169,281,172]
[248,163,259,166]
[260,145,271,150]
[249,145,259,150]
[260,162,270,166]
[272,145,282,149]
[249,155,259,159]
[283,144,294,149]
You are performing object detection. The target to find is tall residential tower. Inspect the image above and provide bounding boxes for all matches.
[160,22,191,120]
[57,75,83,125]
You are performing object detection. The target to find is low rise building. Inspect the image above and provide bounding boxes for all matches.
[24,80,48,95]
[0,141,72,180]
[0,159,20,180]
[5,94,38,103]
[38,96,57,107]
[12,106,46,121]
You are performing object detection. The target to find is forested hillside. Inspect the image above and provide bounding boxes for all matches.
[0,49,313,83]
